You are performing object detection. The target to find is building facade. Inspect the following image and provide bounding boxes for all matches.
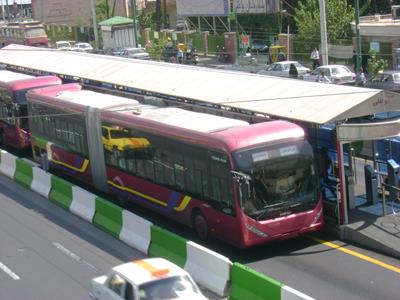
[31,0,129,26]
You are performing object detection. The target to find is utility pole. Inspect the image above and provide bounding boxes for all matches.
[90,0,99,49]
[319,0,328,65]
[5,0,10,22]
[355,0,362,76]
[130,0,138,47]
[155,0,161,31]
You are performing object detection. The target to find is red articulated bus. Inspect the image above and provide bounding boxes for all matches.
[0,70,61,150]
[0,20,49,47]
[27,83,324,248]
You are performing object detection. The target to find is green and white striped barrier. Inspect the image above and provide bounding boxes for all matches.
[0,148,315,299]
[70,186,96,223]
[0,150,17,178]
[119,209,153,255]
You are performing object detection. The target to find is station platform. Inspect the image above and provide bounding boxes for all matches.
[340,197,400,259]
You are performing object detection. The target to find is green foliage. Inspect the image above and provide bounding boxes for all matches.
[96,0,110,22]
[148,38,168,61]
[137,11,155,30]
[368,50,388,77]
[295,0,354,45]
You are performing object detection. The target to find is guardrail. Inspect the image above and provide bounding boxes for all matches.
[0,148,315,299]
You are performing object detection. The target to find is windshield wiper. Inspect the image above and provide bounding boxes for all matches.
[255,202,284,220]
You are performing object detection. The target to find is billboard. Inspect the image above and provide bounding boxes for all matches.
[176,0,229,17]
[233,0,280,14]
[31,0,128,26]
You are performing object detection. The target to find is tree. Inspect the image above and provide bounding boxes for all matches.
[368,50,388,77]
[295,0,354,44]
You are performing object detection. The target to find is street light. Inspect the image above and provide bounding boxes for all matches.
[130,0,138,48]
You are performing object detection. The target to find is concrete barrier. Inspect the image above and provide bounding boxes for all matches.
[14,159,33,188]
[49,176,73,209]
[70,186,96,223]
[0,150,17,178]
[148,225,187,268]
[229,263,282,300]
[30,167,52,198]
[119,210,153,255]
[93,197,123,238]
[184,241,232,297]
[282,286,315,300]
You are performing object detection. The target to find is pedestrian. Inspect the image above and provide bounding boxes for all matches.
[177,47,184,64]
[362,51,369,75]
[289,63,298,78]
[316,69,330,83]
[278,49,286,61]
[310,47,320,69]
[356,68,367,87]
[352,50,357,72]
[145,40,152,50]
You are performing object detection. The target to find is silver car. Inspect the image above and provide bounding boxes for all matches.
[257,61,310,77]
[301,65,355,84]
[366,70,400,93]
[120,47,150,60]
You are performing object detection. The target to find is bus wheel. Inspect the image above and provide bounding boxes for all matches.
[192,211,209,241]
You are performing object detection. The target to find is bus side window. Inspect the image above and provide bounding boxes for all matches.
[209,158,234,214]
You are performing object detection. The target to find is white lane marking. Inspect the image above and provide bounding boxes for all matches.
[0,261,20,280]
[53,242,97,271]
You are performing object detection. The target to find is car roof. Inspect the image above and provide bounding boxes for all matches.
[113,258,188,286]
[318,65,348,68]
[273,60,300,64]
[124,47,145,51]
[379,70,400,75]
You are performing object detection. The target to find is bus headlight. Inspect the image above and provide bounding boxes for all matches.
[311,207,323,225]
[246,224,268,238]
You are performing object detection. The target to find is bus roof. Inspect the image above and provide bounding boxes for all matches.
[134,107,248,133]
[104,107,304,152]
[55,90,139,109]
[0,70,33,83]
[28,84,138,112]
[5,75,61,91]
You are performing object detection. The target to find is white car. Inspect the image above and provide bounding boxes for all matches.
[90,258,208,300]
[120,47,150,60]
[257,61,310,77]
[301,65,356,84]
[54,41,73,50]
[71,42,94,53]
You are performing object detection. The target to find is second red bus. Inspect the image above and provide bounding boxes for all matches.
[27,83,324,248]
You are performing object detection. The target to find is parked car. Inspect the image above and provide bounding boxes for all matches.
[257,61,310,78]
[120,47,150,60]
[250,40,268,54]
[54,40,73,50]
[104,46,125,56]
[71,42,94,53]
[301,65,355,85]
[90,258,208,300]
[366,70,400,92]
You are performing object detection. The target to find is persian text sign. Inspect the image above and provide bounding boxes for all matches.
[234,0,280,14]
[176,0,229,16]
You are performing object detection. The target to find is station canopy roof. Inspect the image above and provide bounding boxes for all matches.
[1,44,399,125]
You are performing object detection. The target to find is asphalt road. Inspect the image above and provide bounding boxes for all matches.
[0,175,222,300]
[0,156,398,300]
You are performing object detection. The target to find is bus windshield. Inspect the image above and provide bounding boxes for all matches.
[25,28,46,38]
[233,141,318,220]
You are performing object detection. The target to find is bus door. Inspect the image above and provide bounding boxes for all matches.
[204,150,241,245]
